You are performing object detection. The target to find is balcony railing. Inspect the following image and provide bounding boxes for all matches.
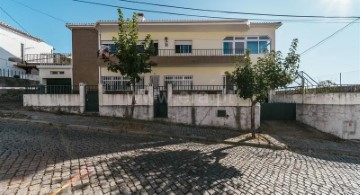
[276,84,360,95]
[24,53,72,65]
[157,49,245,57]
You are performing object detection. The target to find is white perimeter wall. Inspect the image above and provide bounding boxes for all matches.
[270,92,360,140]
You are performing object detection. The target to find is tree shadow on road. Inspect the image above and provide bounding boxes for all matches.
[93,146,242,194]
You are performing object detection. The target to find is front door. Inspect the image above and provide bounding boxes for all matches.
[85,85,99,112]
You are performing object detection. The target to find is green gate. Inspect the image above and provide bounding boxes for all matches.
[154,86,168,118]
[85,85,99,112]
[261,103,296,121]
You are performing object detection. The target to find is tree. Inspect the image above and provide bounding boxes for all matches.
[100,9,157,119]
[227,39,300,138]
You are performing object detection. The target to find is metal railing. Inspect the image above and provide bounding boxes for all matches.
[157,49,245,57]
[24,53,72,65]
[25,85,79,94]
[172,85,236,94]
[103,84,148,94]
[276,84,360,95]
[0,67,39,81]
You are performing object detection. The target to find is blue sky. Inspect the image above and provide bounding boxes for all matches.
[0,0,359,83]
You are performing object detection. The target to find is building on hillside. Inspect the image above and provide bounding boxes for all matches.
[66,16,281,91]
[0,21,72,85]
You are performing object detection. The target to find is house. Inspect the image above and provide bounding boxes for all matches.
[0,21,72,85]
[0,21,53,80]
[66,15,281,90]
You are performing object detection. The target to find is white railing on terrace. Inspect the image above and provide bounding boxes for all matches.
[24,53,72,65]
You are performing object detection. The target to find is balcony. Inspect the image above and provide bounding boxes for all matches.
[151,49,244,64]
[17,53,72,68]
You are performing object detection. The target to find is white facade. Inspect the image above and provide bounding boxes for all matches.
[0,22,53,77]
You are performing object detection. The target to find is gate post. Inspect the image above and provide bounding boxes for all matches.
[167,83,172,106]
[79,83,86,113]
[98,83,103,109]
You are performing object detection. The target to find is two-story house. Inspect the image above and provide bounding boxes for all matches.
[67,15,281,90]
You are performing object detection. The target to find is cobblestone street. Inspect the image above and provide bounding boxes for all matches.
[1,121,360,195]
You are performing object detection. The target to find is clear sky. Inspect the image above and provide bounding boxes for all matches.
[0,0,359,83]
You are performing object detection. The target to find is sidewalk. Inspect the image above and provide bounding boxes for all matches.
[1,101,360,156]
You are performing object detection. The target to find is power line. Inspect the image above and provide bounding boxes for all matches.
[9,0,67,23]
[72,0,359,23]
[118,0,360,19]
[0,6,28,33]
[300,18,360,56]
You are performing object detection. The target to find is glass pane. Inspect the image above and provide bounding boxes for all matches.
[259,36,270,40]
[223,36,234,41]
[235,42,245,54]
[259,41,271,53]
[247,41,259,54]
[235,37,245,40]
[223,42,233,54]
[175,45,181,53]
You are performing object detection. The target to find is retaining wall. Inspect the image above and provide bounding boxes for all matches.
[270,92,360,140]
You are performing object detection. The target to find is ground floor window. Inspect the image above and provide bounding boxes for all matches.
[101,76,144,91]
[164,75,193,89]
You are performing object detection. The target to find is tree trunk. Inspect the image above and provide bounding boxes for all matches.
[130,81,136,119]
[250,100,257,138]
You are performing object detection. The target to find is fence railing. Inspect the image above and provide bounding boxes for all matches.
[25,85,80,94]
[0,68,39,81]
[172,85,236,94]
[24,53,72,65]
[276,84,360,95]
[103,84,148,94]
[157,49,245,57]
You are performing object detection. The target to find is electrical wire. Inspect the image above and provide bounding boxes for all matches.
[72,0,360,24]
[118,0,360,19]
[9,0,68,23]
[300,18,360,56]
[0,6,28,33]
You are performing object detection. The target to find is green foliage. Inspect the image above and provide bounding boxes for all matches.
[100,9,157,119]
[228,39,300,103]
[101,9,157,84]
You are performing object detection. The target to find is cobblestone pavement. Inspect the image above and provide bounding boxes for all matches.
[1,121,360,195]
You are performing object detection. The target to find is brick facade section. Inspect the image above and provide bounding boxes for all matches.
[72,28,99,85]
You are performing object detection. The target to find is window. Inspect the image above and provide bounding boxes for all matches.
[100,41,116,53]
[175,41,192,54]
[223,36,271,55]
[223,37,245,55]
[101,76,144,92]
[164,75,193,89]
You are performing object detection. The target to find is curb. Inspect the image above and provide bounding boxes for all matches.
[0,117,287,150]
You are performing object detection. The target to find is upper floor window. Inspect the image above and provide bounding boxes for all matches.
[175,41,192,54]
[223,36,271,55]
[223,37,245,55]
[100,41,116,53]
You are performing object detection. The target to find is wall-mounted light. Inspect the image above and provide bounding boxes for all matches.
[164,37,168,47]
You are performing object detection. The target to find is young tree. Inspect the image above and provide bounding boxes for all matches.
[227,39,300,138]
[100,9,157,119]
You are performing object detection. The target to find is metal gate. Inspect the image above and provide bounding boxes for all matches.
[85,85,99,112]
[154,86,168,118]
[260,103,296,121]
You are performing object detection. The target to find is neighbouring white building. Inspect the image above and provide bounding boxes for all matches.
[0,21,54,79]
[0,21,73,85]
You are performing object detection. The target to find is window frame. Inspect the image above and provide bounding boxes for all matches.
[175,40,193,54]
[223,36,271,55]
